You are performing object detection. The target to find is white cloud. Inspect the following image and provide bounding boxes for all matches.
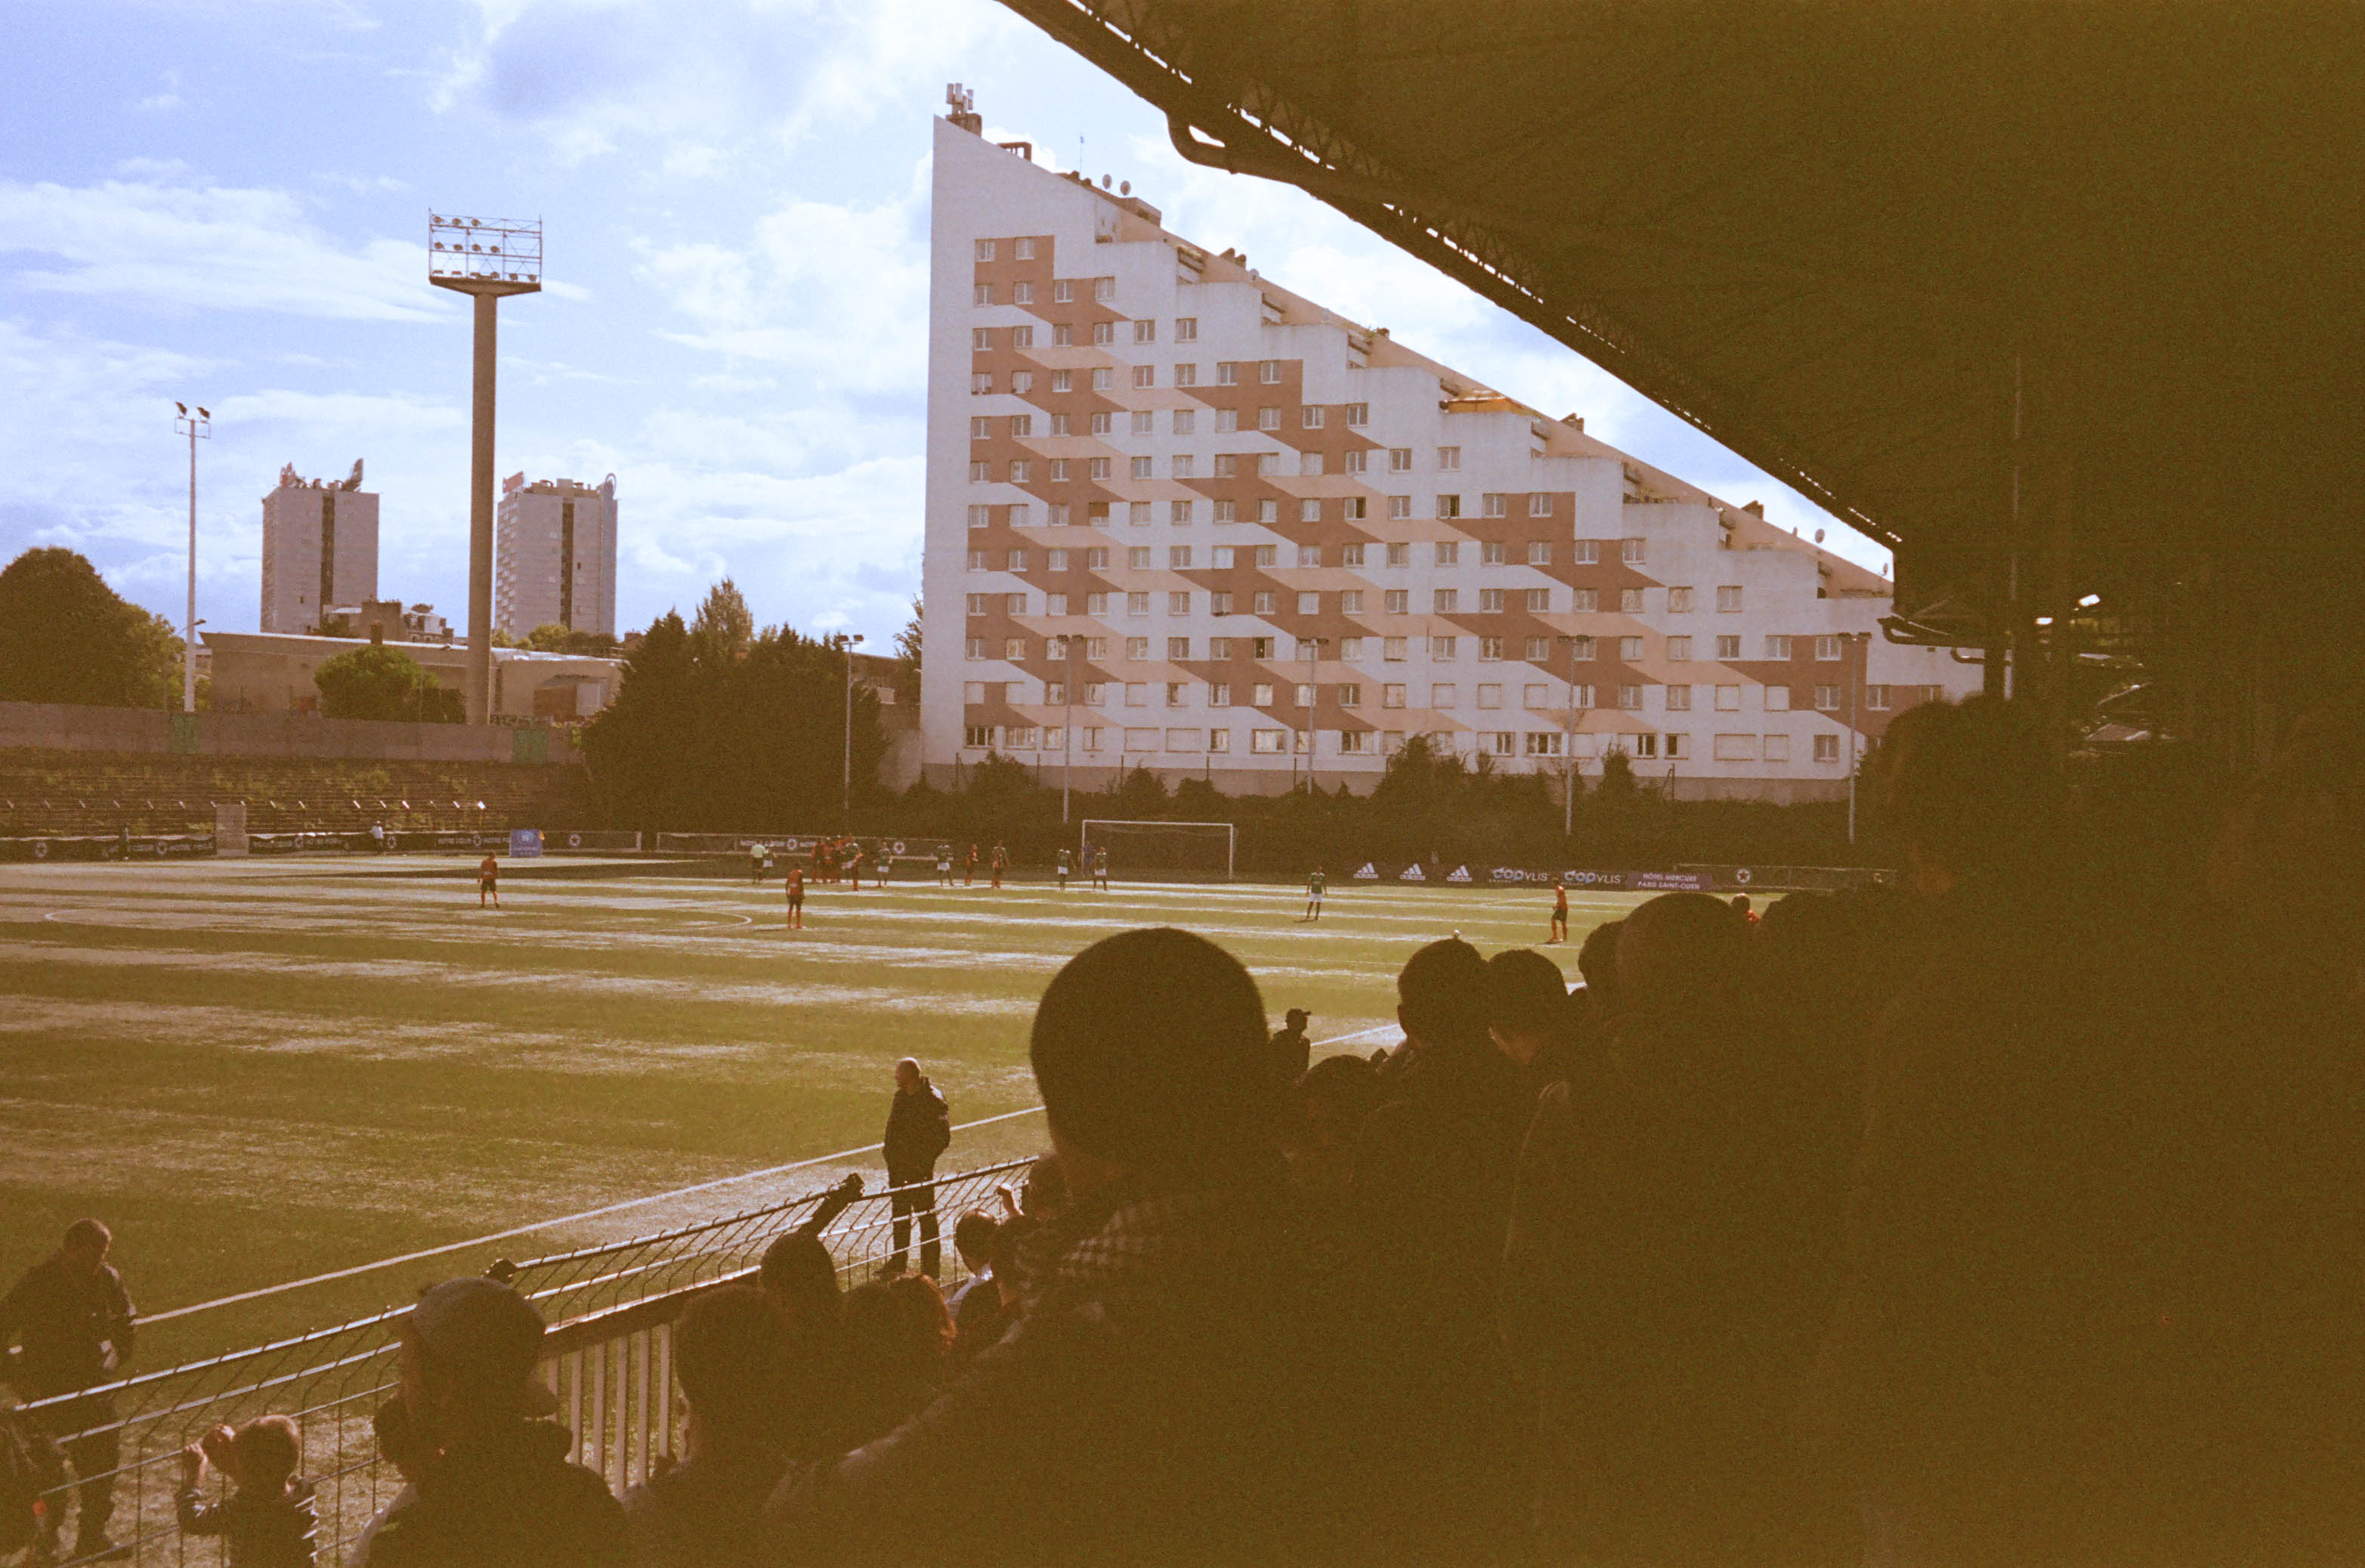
[0,178,450,322]
[640,184,929,394]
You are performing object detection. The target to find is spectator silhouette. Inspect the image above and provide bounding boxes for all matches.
[767,926,1356,1565]
[623,1287,796,1568]
[1485,948,1577,1099]
[1267,1007,1312,1084]
[365,1277,624,1567]
[1505,892,1843,1560]
[1,1217,134,1562]
[1351,937,1529,1558]
[1570,917,1624,1046]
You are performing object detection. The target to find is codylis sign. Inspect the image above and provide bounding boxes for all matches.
[1349,861,1711,892]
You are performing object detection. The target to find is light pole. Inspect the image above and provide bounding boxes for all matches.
[830,632,864,829]
[1844,630,1871,843]
[173,403,210,713]
[428,212,542,724]
[1052,633,1081,824]
[1298,636,1328,793]
[1557,634,1588,838]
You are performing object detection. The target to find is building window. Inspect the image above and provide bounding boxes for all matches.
[1432,636,1458,660]
[1432,683,1458,708]
[1005,637,1027,660]
[1084,548,1108,569]
[1211,591,1235,616]
[1529,493,1553,517]
[971,373,993,394]
[1389,447,1412,472]
[1133,319,1156,343]
[1256,455,1280,479]
[1612,636,1638,660]
[1254,544,1278,567]
[1383,636,1407,660]
[1053,323,1074,348]
[971,415,993,438]
[1301,453,1325,478]
[1172,410,1196,437]
[1765,635,1793,660]
[1009,503,1031,527]
[1571,589,1598,613]
[1618,684,1642,710]
[1479,633,1504,657]
[963,639,986,661]
[1523,636,1548,660]
[1303,405,1325,428]
[1665,733,1688,759]
[1167,636,1192,659]
[1213,454,1238,478]
[1526,731,1564,757]
[1257,498,1278,521]
[1574,540,1600,564]
[1009,459,1031,484]
[1254,591,1278,614]
[1089,458,1112,481]
[1009,413,1034,438]
[975,239,997,262]
[1173,363,1198,388]
[1665,684,1692,711]
[1567,635,1596,660]
[1053,279,1074,303]
[1171,455,1196,479]
[1715,685,1742,711]
[1340,589,1365,614]
[1260,360,1281,383]
[1167,591,1189,615]
[1866,685,1892,710]
[1130,501,1152,526]
[1525,540,1550,565]
[1217,362,1240,386]
[1715,635,1742,660]
[1714,733,1758,761]
[1717,586,1745,612]
[1340,544,1366,568]
[973,283,994,307]
[1433,589,1459,614]
[1251,729,1285,753]
[1764,734,1792,762]
[1620,537,1645,564]
[1127,592,1150,617]
[1011,324,1034,349]
[969,461,991,483]
[1337,682,1362,708]
[1668,635,1693,661]
[1482,493,1508,518]
[1345,403,1368,426]
[1046,592,1068,616]
[1051,369,1073,393]
[1170,499,1194,526]
[966,505,990,529]
[1437,493,1462,518]
[1480,590,1506,614]
[1438,446,1461,470]
[1816,634,1844,660]
[1131,457,1154,480]
[1213,500,1236,523]
[1012,370,1034,394]
[1526,589,1552,614]
[1013,281,1034,305]
[1813,684,1841,711]
[1092,367,1114,390]
[1382,683,1406,709]
[1166,682,1186,708]
[1619,588,1643,613]
[1176,317,1198,342]
[1384,590,1409,615]
[1388,495,1411,518]
[1764,685,1793,712]
[1093,277,1115,302]
[1481,540,1507,566]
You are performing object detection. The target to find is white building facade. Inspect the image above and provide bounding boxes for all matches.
[921,113,1977,801]
[260,469,379,634]
[496,475,619,639]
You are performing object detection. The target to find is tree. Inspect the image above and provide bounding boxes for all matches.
[1598,744,1640,799]
[524,622,621,657]
[892,598,923,706]
[314,644,462,722]
[0,547,178,707]
[690,579,755,663]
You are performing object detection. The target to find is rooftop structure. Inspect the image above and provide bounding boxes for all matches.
[496,474,619,639]
[259,462,378,635]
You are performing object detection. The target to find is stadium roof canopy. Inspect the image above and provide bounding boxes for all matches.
[998,0,2365,741]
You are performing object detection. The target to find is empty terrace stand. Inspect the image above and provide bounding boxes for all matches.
[0,749,598,842]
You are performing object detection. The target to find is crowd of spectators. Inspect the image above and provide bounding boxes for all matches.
[8,696,2360,1566]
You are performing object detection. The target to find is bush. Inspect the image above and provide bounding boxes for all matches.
[314,645,462,722]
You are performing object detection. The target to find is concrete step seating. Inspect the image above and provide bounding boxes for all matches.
[0,749,597,840]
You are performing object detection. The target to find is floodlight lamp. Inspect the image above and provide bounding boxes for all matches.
[197,407,209,418]
[2078,593,2101,608]
[2035,616,2055,627]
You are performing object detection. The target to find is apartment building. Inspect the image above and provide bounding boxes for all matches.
[496,474,620,639]
[921,108,1977,801]
[260,463,379,634]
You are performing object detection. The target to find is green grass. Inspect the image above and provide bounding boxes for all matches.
[0,855,1646,1366]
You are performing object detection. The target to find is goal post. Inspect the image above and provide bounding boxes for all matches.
[1078,819,1235,882]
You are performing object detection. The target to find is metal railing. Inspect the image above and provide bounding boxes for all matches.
[11,1160,1032,1566]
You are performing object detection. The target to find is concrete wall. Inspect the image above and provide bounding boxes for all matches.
[0,702,583,765]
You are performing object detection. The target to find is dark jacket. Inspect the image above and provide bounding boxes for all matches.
[765,1168,1360,1566]
[882,1082,951,1181]
[178,1478,319,1568]
[366,1419,625,1568]
[0,1254,135,1399]
[622,1446,787,1568]
[1267,1025,1311,1084]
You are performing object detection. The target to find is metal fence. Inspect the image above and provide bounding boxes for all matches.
[11,1160,1033,1566]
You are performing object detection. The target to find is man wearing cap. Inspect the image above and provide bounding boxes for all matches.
[767,927,1362,1565]
[367,1277,625,1567]
[1268,1007,1312,1084]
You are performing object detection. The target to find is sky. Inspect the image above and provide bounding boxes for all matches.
[0,0,1882,648]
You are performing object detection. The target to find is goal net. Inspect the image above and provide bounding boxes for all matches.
[1078,819,1235,881]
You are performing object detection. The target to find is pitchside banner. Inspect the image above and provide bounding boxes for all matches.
[1347,861,1712,892]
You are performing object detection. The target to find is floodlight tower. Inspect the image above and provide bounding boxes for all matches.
[172,403,210,713]
[428,212,542,722]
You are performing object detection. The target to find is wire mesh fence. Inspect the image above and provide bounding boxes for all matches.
[8,1158,1034,1566]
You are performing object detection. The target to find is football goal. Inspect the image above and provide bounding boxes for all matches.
[1079,819,1235,881]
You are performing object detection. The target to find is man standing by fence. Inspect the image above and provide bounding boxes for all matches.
[883,1058,951,1278]
[1,1219,136,1563]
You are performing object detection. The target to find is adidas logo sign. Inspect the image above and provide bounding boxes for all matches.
[1353,862,1379,880]
[1445,864,1472,883]
[1399,864,1426,881]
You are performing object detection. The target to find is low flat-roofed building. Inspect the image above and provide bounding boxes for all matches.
[204,630,623,722]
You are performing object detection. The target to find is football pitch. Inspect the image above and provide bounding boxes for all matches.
[0,855,1646,1363]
